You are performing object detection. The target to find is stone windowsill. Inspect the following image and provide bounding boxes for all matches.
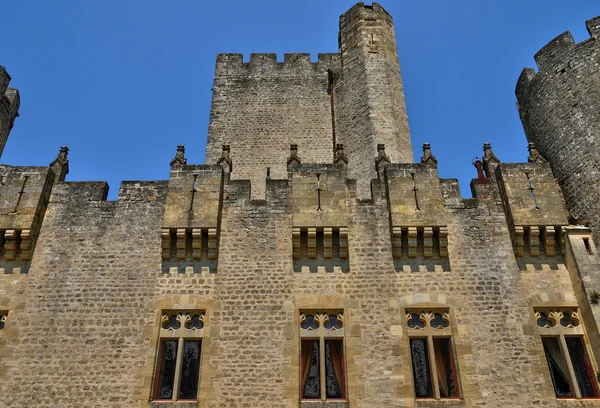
[150,401,198,408]
[300,401,349,408]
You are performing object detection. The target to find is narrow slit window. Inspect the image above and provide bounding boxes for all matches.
[584,238,594,255]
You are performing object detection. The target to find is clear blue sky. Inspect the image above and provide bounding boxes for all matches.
[2,1,598,199]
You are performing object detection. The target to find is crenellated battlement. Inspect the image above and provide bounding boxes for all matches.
[214,53,341,76]
[516,16,599,94]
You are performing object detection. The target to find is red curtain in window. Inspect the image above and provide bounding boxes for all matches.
[301,340,314,392]
[329,340,344,397]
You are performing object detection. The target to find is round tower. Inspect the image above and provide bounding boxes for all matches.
[335,3,413,198]
[516,16,600,246]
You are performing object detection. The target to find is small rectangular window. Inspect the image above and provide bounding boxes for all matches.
[584,238,594,255]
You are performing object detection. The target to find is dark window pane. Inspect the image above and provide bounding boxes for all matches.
[187,314,204,330]
[163,314,180,330]
[542,337,572,398]
[431,313,449,329]
[301,314,319,330]
[324,314,343,330]
[179,340,202,400]
[560,311,579,328]
[433,338,459,398]
[325,339,345,399]
[407,313,425,329]
[410,338,433,398]
[302,340,320,399]
[155,340,178,400]
[566,337,598,398]
[537,312,554,328]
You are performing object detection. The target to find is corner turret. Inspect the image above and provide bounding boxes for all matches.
[516,16,600,249]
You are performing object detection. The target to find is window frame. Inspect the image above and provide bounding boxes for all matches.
[534,307,599,399]
[405,309,461,400]
[299,311,346,402]
[153,310,205,402]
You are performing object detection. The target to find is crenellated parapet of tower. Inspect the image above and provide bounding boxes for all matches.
[206,3,412,200]
[0,66,20,158]
[516,16,600,249]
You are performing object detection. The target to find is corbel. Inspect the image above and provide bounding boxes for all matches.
[514,226,524,257]
[4,230,17,261]
[307,228,317,259]
[423,227,433,258]
[161,228,171,260]
[439,226,448,258]
[192,228,203,260]
[392,226,402,259]
[339,227,349,259]
[407,227,418,258]
[544,226,556,257]
[20,229,32,261]
[292,227,301,259]
[208,228,218,260]
[323,227,333,259]
[176,228,187,260]
[528,226,540,257]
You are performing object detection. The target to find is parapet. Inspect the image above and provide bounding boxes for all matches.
[516,16,599,94]
[214,53,340,76]
[340,2,393,24]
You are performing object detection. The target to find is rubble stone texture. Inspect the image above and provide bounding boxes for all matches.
[1,3,600,408]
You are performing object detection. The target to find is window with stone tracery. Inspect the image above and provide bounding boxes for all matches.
[406,309,460,400]
[153,311,205,402]
[300,311,346,401]
[534,307,599,399]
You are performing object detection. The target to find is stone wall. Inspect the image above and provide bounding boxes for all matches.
[2,3,600,408]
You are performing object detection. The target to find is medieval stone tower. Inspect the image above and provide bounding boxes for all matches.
[1,3,600,408]
[206,3,411,199]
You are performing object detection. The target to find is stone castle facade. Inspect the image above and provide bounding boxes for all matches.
[1,3,600,407]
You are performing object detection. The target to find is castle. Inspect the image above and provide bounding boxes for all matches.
[1,2,600,407]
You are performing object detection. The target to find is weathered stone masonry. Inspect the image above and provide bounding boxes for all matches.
[2,3,600,408]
